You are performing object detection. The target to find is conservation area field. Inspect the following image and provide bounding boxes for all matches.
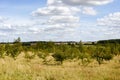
[0,53,120,80]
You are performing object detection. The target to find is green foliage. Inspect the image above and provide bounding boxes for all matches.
[0,44,5,58]
[10,45,21,58]
[65,47,80,59]
[0,38,120,65]
[35,41,55,53]
[4,37,23,59]
[78,41,85,53]
[37,51,49,59]
[52,52,66,64]
[93,46,113,65]
[110,44,119,55]
[5,43,11,56]
[78,52,91,65]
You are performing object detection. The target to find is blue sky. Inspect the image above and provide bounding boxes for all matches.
[0,0,120,42]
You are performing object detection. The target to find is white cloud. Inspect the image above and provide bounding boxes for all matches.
[0,17,4,23]
[0,24,20,34]
[97,12,120,39]
[47,0,62,5]
[61,0,113,6]
[32,1,81,35]
[0,0,115,42]
[47,15,79,24]
[47,0,55,5]
[30,0,115,41]
[0,18,35,35]
[32,6,71,16]
[32,5,80,17]
[82,7,97,15]
[0,15,78,41]
[0,16,8,23]
[97,12,120,27]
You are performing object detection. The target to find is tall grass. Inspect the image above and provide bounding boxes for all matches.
[0,53,120,80]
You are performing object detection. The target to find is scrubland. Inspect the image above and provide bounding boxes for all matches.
[0,53,120,80]
[0,38,120,80]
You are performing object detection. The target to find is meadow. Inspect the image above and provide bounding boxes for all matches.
[0,53,120,80]
[0,38,120,80]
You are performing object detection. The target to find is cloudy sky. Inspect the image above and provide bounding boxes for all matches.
[0,0,120,42]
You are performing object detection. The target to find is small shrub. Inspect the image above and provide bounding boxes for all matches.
[52,52,66,64]
[0,44,5,58]
[37,51,49,59]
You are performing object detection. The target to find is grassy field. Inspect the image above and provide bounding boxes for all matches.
[0,53,120,80]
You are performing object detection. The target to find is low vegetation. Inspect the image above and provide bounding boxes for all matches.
[0,37,120,80]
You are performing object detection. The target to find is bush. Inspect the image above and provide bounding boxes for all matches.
[78,52,91,66]
[0,44,5,58]
[10,45,21,59]
[5,38,23,59]
[52,52,66,64]
[93,46,113,65]
[5,44,11,56]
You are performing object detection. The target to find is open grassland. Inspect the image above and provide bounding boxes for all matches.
[0,53,120,80]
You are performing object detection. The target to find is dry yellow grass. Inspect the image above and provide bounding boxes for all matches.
[0,53,120,80]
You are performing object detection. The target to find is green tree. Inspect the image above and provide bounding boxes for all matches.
[93,46,113,65]
[14,37,21,43]
[78,41,85,53]
[52,51,66,64]
[10,37,22,59]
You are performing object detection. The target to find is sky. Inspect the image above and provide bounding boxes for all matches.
[0,0,120,42]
